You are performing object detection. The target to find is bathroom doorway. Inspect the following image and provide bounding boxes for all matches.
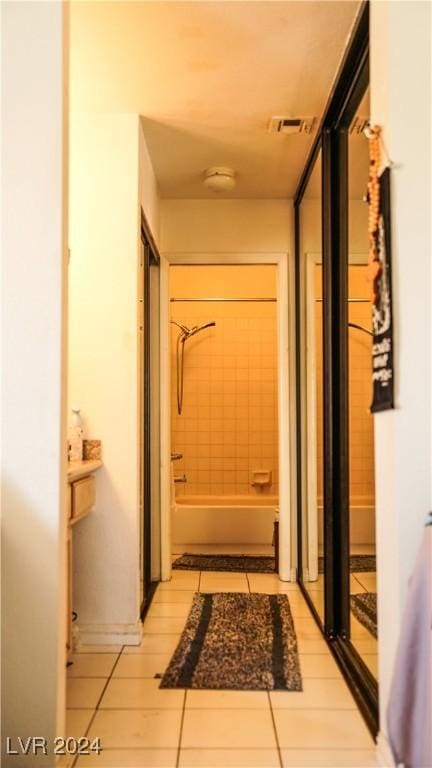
[159,254,293,582]
[170,264,278,561]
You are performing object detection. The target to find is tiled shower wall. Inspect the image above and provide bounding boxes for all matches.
[315,265,375,505]
[347,266,375,504]
[170,266,278,497]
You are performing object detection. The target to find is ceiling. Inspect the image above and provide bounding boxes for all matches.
[70,1,361,199]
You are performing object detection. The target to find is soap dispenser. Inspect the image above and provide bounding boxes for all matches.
[68,408,84,461]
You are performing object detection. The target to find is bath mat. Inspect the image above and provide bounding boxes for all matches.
[350,593,378,638]
[173,552,375,574]
[160,592,302,691]
[319,554,376,574]
[172,553,276,573]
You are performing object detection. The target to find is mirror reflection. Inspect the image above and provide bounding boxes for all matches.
[347,87,378,678]
[299,151,325,622]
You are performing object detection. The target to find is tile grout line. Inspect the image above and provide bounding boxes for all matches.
[267,689,283,768]
[70,646,125,768]
[176,690,187,768]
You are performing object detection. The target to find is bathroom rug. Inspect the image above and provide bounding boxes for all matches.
[318,554,376,574]
[160,591,302,691]
[172,553,275,572]
[350,592,377,638]
[172,552,376,574]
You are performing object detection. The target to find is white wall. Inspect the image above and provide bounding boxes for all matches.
[370,0,431,749]
[161,199,292,254]
[1,1,68,764]
[69,114,160,642]
[139,119,160,244]
[69,113,142,643]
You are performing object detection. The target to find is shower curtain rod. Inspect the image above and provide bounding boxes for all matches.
[170,297,277,302]
[315,298,369,303]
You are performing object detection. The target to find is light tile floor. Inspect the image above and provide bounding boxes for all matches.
[66,568,383,768]
[302,544,378,679]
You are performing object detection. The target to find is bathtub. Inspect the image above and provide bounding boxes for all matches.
[172,495,278,545]
[318,497,375,545]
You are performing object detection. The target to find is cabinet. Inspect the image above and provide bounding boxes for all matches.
[66,460,102,658]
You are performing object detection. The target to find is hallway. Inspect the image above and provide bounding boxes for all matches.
[2,2,431,766]
[66,568,378,768]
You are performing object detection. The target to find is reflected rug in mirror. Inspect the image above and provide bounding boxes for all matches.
[160,592,302,691]
[172,552,376,574]
[319,554,376,573]
[172,553,275,573]
[350,593,377,638]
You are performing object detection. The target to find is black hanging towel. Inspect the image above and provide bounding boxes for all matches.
[370,167,394,413]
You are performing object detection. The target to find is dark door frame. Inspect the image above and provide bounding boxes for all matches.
[140,209,160,618]
[294,1,378,738]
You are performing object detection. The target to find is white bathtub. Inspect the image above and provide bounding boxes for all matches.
[318,498,376,545]
[172,495,278,545]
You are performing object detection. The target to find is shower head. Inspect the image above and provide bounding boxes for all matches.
[171,320,216,341]
[187,321,216,338]
[170,320,190,335]
[172,319,216,415]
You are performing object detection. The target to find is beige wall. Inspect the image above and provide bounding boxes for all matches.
[170,266,278,498]
[161,199,292,254]
[370,0,431,750]
[69,112,146,642]
[1,1,68,763]
[139,118,160,244]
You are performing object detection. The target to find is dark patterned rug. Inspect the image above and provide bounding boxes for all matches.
[160,592,302,691]
[350,593,378,638]
[172,552,376,574]
[319,554,376,573]
[172,553,276,573]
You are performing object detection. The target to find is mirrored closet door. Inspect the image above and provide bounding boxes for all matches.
[295,1,378,738]
[347,86,378,682]
[297,150,325,626]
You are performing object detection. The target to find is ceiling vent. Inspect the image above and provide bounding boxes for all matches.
[268,116,317,135]
[350,116,369,135]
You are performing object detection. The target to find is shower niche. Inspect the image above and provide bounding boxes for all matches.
[169,264,279,551]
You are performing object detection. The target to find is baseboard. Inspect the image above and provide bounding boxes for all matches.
[78,621,143,646]
[377,731,396,767]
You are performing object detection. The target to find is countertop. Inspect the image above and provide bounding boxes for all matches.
[67,459,103,482]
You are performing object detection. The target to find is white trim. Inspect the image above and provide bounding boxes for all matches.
[160,252,293,581]
[78,622,143,646]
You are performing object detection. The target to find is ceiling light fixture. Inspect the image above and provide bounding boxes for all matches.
[203,166,236,192]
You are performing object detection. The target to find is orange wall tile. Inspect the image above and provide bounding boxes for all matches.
[170,266,278,498]
[315,265,375,505]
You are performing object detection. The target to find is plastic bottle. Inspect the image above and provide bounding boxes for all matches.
[68,408,84,461]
